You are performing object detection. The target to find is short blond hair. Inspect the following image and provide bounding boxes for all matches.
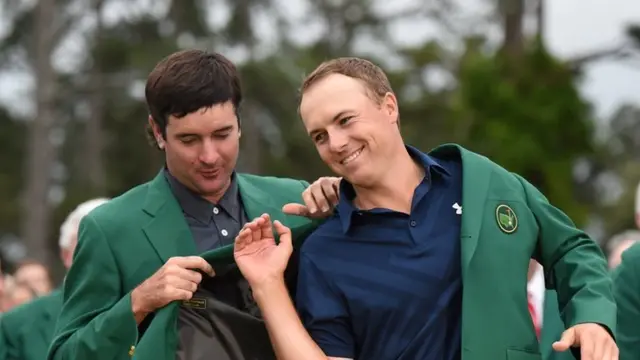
[300,57,394,104]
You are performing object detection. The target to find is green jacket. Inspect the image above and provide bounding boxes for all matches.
[612,243,640,360]
[1,288,63,360]
[433,144,614,360]
[47,172,317,360]
[0,317,4,360]
[48,144,616,360]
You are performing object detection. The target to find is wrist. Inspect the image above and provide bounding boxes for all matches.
[251,277,288,303]
[130,287,149,324]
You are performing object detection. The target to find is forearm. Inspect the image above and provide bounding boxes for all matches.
[552,242,616,329]
[517,176,616,330]
[253,280,328,360]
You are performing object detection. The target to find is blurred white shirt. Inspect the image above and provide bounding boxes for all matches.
[527,265,545,326]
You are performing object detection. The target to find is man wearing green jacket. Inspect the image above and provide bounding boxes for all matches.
[233,57,619,360]
[47,50,340,360]
[612,242,640,360]
[612,182,640,359]
[0,198,109,360]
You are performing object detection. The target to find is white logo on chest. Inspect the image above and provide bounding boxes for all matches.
[452,202,462,215]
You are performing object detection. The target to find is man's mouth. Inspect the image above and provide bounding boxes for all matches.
[340,147,364,165]
[199,169,220,178]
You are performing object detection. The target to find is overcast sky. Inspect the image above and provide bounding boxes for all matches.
[0,0,639,121]
[546,0,640,119]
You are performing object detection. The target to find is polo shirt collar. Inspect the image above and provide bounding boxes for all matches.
[336,145,450,233]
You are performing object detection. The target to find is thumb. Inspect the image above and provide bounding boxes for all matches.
[273,220,292,248]
[282,203,310,217]
[552,328,576,352]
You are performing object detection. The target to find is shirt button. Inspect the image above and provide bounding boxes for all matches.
[410,220,417,227]
[213,207,220,215]
[221,229,228,236]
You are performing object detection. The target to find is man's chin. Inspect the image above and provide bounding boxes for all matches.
[195,179,231,198]
[338,171,371,188]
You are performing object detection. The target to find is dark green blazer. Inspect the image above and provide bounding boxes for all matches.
[47,173,317,360]
[0,317,5,360]
[432,144,614,360]
[0,317,4,360]
[612,243,640,360]
[0,288,63,360]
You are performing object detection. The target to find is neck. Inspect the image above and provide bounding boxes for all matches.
[353,145,424,214]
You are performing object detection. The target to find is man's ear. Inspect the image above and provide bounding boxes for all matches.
[148,116,165,149]
[382,92,399,125]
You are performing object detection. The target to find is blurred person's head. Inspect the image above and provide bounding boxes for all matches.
[13,259,51,296]
[298,57,402,187]
[607,230,640,269]
[146,49,242,202]
[59,198,110,269]
[1,276,35,311]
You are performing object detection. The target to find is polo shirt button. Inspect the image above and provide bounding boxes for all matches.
[221,229,228,236]
[410,220,417,227]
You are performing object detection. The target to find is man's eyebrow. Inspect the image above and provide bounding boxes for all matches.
[175,132,199,138]
[308,111,352,137]
[213,125,234,133]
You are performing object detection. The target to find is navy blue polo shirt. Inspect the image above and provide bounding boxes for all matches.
[296,146,463,360]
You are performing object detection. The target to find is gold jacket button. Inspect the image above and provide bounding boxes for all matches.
[129,345,135,357]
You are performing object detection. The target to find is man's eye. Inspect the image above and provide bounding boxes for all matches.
[214,133,230,139]
[339,116,353,125]
[314,133,327,143]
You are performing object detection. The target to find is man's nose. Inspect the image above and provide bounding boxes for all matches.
[199,140,220,164]
[328,130,349,153]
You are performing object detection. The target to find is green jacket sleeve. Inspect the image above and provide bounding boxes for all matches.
[517,175,616,335]
[0,317,7,360]
[613,243,640,360]
[47,215,139,360]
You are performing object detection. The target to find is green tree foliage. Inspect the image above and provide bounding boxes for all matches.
[0,0,629,270]
[452,41,595,222]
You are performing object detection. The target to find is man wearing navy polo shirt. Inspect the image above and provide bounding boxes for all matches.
[233,57,619,360]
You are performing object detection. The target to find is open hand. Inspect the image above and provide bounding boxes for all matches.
[234,214,293,288]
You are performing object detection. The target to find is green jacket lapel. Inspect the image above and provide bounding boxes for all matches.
[142,172,197,262]
[430,144,491,278]
[237,174,288,225]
